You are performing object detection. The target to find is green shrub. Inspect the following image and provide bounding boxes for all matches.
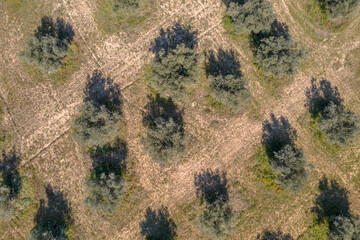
[199,199,233,239]
[314,0,360,19]
[20,16,74,74]
[226,0,277,34]
[71,102,121,149]
[255,36,305,79]
[85,164,125,214]
[318,102,360,146]
[150,43,200,101]
[272,145,309,193]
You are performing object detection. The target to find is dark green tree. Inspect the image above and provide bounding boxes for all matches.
[272,145,309,193]
[85,164,125,214]
[315,0,360,19]
[318,102,360,145]
[142,95,185,164]
[329,215,360,240]
[255,36,305,79]
[227,0,277,34]
[71,102,121,149]
[20,16,74,74]
[206,49,250,112]
[150,43,200,101]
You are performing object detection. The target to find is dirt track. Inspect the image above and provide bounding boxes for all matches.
[0,0,360,239]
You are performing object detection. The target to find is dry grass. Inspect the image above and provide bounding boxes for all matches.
[0,0,360,239]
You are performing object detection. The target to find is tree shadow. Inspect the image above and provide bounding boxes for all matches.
[250,20,290,51]
[205,49,242,78]
[257,230,294,240]
[35,16,74,43]
[0,149,21,198]
[142,94,183,131]
[150,22,197,57]
[194,169,229,205]
[305,78,343,118]
[262,114,297,158]
[32,185,72,238]
[222,0,247,7]
[84,69,123,114]
[140,206,177,240]
[312,176,350,222]
[90,138,127,171]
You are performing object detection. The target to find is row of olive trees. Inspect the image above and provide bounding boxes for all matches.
[71,70,126,215]
[226,0,306,79]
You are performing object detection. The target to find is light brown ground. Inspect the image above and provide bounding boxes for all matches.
[0,0,360,239]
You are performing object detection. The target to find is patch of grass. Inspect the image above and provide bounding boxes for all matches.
[1,0,25,12]
[299,217,329,240]
[205,95,227,113]
[48,42,83,85]
[252,146,283,192]
[95,0,155,35]
[23,42,84,85]
[308,116,341,155]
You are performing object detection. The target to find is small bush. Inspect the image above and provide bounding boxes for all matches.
[318,102,360,146]
[272,145,309,193]
[20,16,74,74]
[314,0,360,19]
[150,43,200,101]
[199,199,233,239]
[71,102,121,149]
[0,182,14,220]
[226,0,277,34]
[112,0,139,12]
[255,36,305,79]
[85,164,125,214]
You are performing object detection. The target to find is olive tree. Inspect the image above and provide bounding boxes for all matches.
[209,74,249,112]
[318,102,360,146]
[227,0,277,34]
[71,102,121,149]
[255,36,305,79]
[329,215,360,240]
[20,16,74,74]
[85,164,125,214]
[150,43,200,101]
[315,0,360,19]
[272,145,309,193]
